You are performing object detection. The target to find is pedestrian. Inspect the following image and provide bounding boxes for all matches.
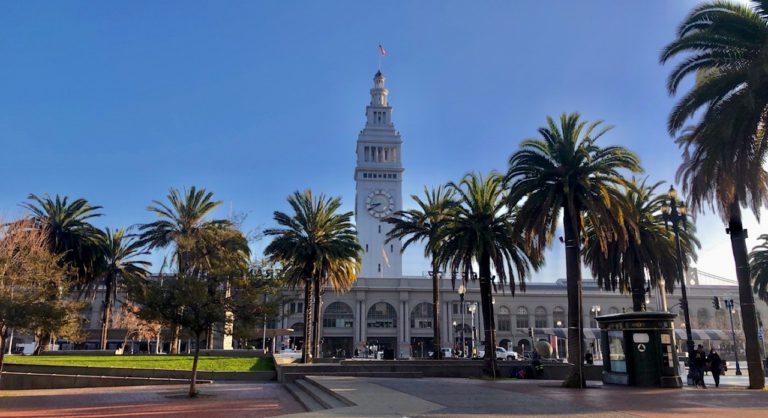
[707,348,723,388]
[585,351,594,365]
[692,344,708,388]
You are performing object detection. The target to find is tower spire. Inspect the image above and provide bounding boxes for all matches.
[369,71,388,109]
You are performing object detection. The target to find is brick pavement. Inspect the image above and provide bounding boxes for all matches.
[0,382,304,418]
[294,376,768,417]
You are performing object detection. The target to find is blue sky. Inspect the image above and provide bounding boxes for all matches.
[0,0,758,282]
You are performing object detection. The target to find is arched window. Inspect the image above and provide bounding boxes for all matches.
[497,306,511,331]
[534,306,547,328]
[697,308,710,328]
[367,302,397,328]
[516,306,529,329]
[290,322,304,334]
[323,302,354,328]
[553,307,565,328]
[410,302,434,329]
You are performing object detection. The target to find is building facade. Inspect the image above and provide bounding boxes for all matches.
[276,70,768,360]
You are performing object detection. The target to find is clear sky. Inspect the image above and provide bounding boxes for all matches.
[0,0,759,282]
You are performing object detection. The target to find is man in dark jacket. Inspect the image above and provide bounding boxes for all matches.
[692,344,707,388]
[707,348,723,388]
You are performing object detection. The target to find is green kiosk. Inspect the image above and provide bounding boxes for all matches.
[596,311,682,388]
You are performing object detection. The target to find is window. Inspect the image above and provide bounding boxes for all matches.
[410,302,434,329]
[497,307,511,331]
[378,225,381,233]
[367,302,397,328]
[287,302,303,315]
[323,302,354,328]
[553,307,565,328]
[697,308,710,328]
[364,146,370,162]
[608,330,627,373]
[365,244,368,252]
[535,306,547,328]
[378,263,381,272]
[516,306,529,329]
[390,244,393,252]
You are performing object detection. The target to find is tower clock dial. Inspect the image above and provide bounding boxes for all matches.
[366,190,395,218]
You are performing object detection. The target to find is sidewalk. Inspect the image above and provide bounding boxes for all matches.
[283,376,768,417]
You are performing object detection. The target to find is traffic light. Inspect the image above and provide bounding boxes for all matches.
[712,296,721,310]
[528,327,533,338]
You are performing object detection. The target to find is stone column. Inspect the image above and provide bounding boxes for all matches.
[402,296,410,358]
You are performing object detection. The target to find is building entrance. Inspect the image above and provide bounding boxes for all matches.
[322,337,353,358]
[410,337,434,358]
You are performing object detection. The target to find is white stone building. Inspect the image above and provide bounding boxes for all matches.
[276,70,768,360]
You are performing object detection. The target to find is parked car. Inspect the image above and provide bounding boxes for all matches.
[441,347,453,358]
[278,348,302,358]
[477,346,518,360]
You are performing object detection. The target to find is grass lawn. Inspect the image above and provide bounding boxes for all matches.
[5,355,274,372]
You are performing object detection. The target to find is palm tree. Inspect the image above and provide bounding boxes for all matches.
[264,190,362,363]
[749,234,768,304]
[582,179,700,312]
[438,173,540,376]
[98,228,151,350]
[506,113,641,387]
[661,0,768,388]
[137,186,229,353]
[22,194,105,296]
[385,186,457,359]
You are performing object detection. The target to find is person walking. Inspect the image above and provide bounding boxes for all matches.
[707,348,723,388]
[692,344,708,388]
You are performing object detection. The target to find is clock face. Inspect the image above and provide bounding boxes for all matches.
[366,190,395,218]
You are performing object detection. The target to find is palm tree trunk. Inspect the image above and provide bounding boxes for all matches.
[563,208,585,388]
[479,251,498,377]
[301,279,314,364]
[206,325,214,350]
[189,333,201,398]
[728,201,766,389]
[170,325,181,355]
[630,269,646,312]
[431,259,442,359]
[100,278,113,350]
[312,280,322,359]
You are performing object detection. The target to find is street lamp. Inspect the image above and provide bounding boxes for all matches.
[723,299,743,375]
[458,284,466,358]
[590,305,601,359]
[468,302,478,358]
[661,185,695,384]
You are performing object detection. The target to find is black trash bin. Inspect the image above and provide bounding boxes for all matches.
[383,349,395,360]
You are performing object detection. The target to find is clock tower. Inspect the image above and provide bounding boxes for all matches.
[354,71,403,278]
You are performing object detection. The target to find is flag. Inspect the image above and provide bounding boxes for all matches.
[378,44,387,56]
[381,246,390,268]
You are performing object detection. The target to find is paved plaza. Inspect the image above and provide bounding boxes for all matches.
[0,382,304,418]
[283,375,768,417]
[2,375,767,417]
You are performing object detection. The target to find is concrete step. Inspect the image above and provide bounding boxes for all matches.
[284,382,325,412]
[282,370,423,382]
[294,379,349,409]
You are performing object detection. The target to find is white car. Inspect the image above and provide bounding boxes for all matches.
[478,346,518,360]
[278,348,302,358]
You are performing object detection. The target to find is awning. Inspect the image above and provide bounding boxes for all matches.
[675,329,730,341]
[537,328,568,339]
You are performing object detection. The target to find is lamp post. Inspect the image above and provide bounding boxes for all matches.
[452,320,457,356]
[724,299,743,375]
[661,185,695,384]
[590,305,601,359]
[469,302,477,358]
[458,284,466,358]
